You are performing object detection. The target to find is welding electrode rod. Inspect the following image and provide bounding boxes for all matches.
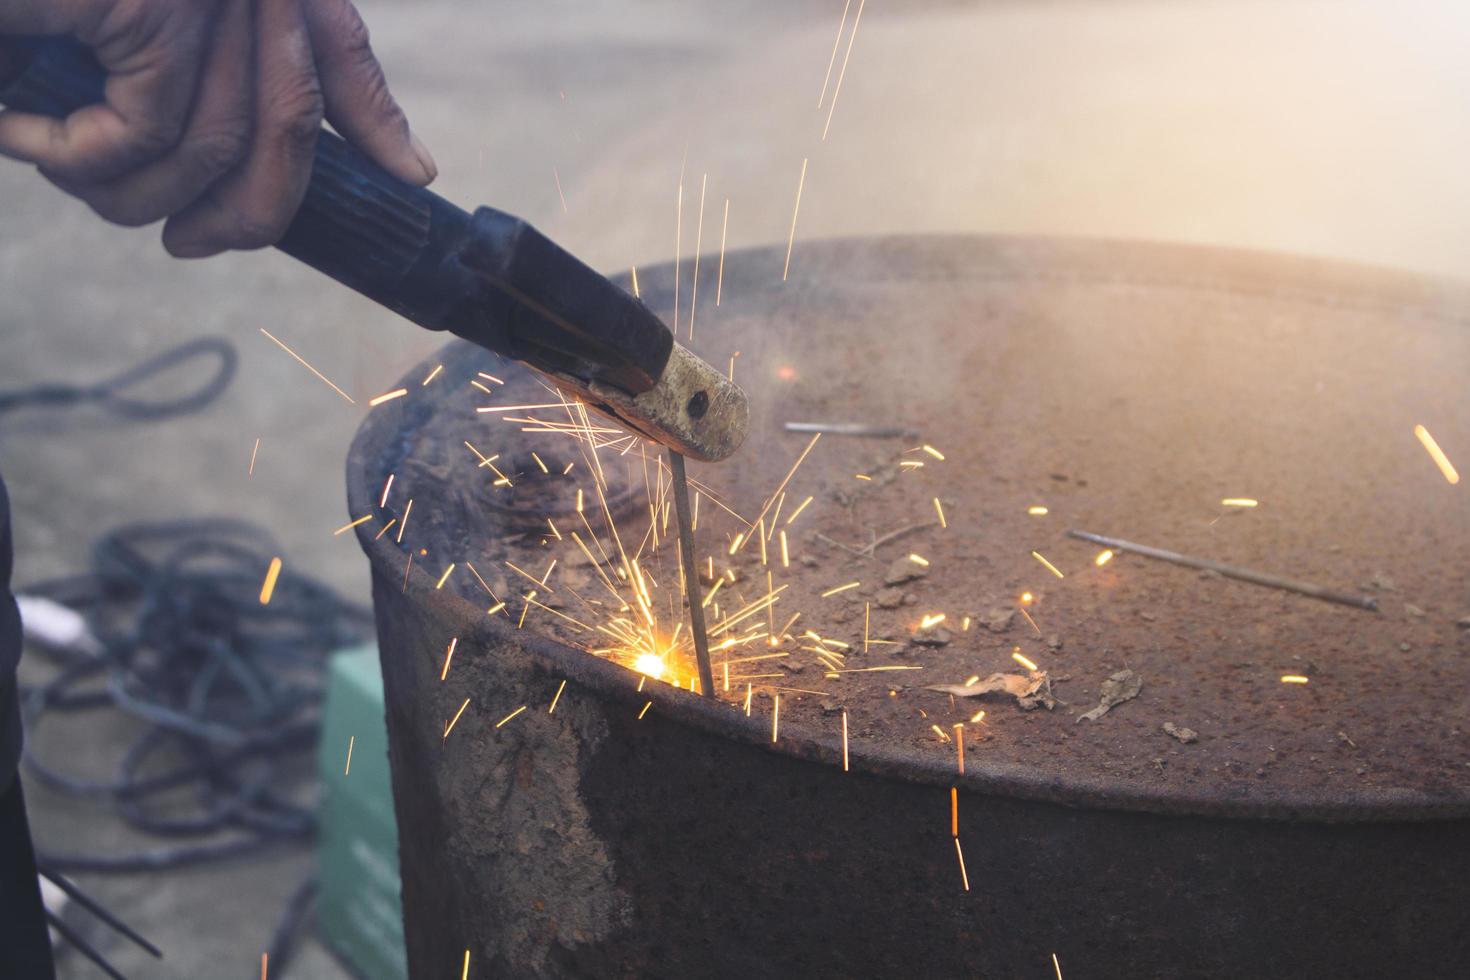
[669,451,716,697]
[1067,529,1379,611]
[784,422,918,439]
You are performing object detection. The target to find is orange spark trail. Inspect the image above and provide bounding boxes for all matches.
[841,709,850,771]
[783,158,809,282]
[380,473,394,508]
[421,363,443,385]
[548,679,567,714]
[1032,551,1065,578]
[443,698,471,739]
[333,515,371,536]
[552,166,568,213]
[1414,424,1460,484]
[344,735,354,775]
[369,388,407,407]
[817,0,852,108]
[821,0,867,140]
[954,837,970,891]
[717,198,729,306]
[738,434,821,552]
[440,637,458,681]
[495,705,528,728]
[259,557,282,605]
[689,173,707,340]
[258,328,355,403]
[248,437,260,476]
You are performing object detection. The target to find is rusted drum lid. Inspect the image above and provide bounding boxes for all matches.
[351,235,1470,821]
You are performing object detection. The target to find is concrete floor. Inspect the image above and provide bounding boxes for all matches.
[3,0,1469,975]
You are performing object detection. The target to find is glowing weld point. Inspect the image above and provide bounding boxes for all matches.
[1020,592,1035,605]
[1012,650,1040,672]
[1414,424,1460,484]
[821,581,861,597]
[1281,674,1310,684]
[1221,498,1258,508]
[548,679,567,714]
[908,554,929,567]
[368,388,408,407]
[495,705,527,728]
[259,557,282,605]
[633,653,666,680]
[1027,505,1048,516]
[1032,551,1065,578]
[1095,549,1114,567]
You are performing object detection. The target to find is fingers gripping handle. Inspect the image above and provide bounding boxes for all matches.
[0,36,488,342]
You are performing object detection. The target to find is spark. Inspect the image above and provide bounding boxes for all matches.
[477,372,504,385]
[1032,551,1065,578]
[344,735,354,775]
[822,0,866,140]
[1221,498,1258,508]
[783,157,808,282]
[964,675,980,686]
[954,724,965,774]
[922,444,945,460]
[689,173,706,340]
[1414,424,1459,484]
[717,198,729,306]
[1020,591,1034,604]
[495,705,528,728]
[630,265,640,297]
[440,637,458,681]
[934,497,947,528]
[854,474,871,481]
[1095,549,1114,567]
[552,166,568,212]
[435,563,457,589]
[1053,953,1064,980]
[821,580,861,597]
[421,363,443,385]
[462,950,471,980]
[368,387,408,407]
[841,710,850,771]
[374,518,397,541]
[506,560,554,591]
[908,554,929,567]
[960,616,971,631]
[396,499,413,543]
[530,452,549,474]
[1281,674,1310,684]
[486,602,506,616]
[817,0,852,108]
[259,557,282,605]
[546,518,562,541]
[1012,650,1040,672]
[248,437,260,476]
[970,709,986,724]
[920,613,946,629]
[258,328,355,403]
[779,529,790,568]
[898,460,923,470]
[863,601,871,652]
[1020,607,1042,635]
[548,679,567,714]
[674,164,683,336]
[744,683,753,715]
[772,694,781,742]
[334,515,372,535]
[931,724,951,743]
[1027,505,1048,516]
[950,786,959,836]
[443,698,471,739]
[954,837,970,891]
[262,953,268,980]
[738,435,821,552]
[638,700,653,720]
[380,473,395,508]
[786,495,814,525]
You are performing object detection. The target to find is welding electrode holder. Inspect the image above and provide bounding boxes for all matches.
[0,36,748,462]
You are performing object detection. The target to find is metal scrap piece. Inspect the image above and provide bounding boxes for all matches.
[1078,669,1141,722]
[927,671,1056,711]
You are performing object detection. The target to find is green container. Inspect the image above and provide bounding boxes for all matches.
[317,645,408,980]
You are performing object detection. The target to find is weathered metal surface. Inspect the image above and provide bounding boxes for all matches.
[350,236,1470,978]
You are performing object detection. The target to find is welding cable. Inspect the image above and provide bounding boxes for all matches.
[0,336,236,420]
[18,518,371,874]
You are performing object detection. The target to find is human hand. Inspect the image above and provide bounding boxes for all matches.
[0,0,436,257]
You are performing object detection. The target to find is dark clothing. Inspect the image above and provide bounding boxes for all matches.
[1,472,20,795]
[1,475,54,977]
[0,779,55,978]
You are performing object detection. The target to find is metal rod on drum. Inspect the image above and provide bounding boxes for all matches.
[668,451,716,696]
[1067,529,1379,611]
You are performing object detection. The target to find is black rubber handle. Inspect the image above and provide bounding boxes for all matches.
[0,36,673,393]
